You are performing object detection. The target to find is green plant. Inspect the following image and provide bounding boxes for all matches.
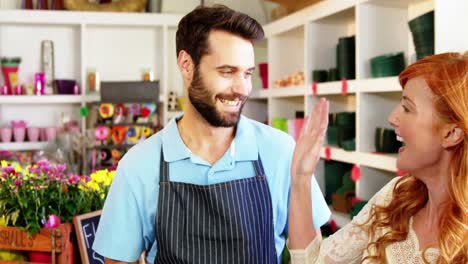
[0,160,115,235]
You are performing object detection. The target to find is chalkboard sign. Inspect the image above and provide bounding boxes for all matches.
[73,210,105,264]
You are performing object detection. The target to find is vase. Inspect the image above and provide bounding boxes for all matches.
[0,127,12,142]
[27,127,40,142]
[13,127,26,142]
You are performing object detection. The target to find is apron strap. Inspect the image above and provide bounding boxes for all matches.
[159,148,169,183]
[252,154,265,177]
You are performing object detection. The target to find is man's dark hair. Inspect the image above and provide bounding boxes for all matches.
[176,5,264,66]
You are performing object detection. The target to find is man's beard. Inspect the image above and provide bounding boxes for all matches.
[188,67,247,127]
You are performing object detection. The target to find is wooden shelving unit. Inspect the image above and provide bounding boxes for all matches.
[244,0,467,201]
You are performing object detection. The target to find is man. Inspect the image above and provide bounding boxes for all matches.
[93,5,330,264]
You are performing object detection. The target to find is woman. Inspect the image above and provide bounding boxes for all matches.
[288,52,468,263]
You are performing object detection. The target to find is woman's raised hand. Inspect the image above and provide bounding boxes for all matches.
[290,98,329,184]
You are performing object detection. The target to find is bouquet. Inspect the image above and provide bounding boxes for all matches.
[0,160,115,235]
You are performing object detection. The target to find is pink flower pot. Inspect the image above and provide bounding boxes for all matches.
[13,127,26,142]
[45,127,57,141]
[0,127,13,142]
[27,127,41,142]
[40,128,47,141]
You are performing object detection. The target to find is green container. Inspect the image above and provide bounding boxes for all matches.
[341,138,356,151]
[408,11,434,32]
[336,171,355,195]
[336,112,356,127]
[370,52,406,78]
[325,161,352,204]
[272,118,288,133]
[337,126,355,148]
[409,11,434,60]
[327,126,338,145]
[328,68,339,81]
[375,127,402,153]
[336,36,356,80]
[312,69,329,83]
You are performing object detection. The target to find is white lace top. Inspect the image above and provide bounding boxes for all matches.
[289,177,440,264]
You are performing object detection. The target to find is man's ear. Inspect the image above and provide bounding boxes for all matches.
[441,124,464,148]
[177,50,194,82]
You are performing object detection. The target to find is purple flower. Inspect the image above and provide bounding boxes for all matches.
[28,167,39,174]
[14,179,22,186]
[37,160,49,167]
[40,165,50,173]
[68,175,81,184]
[56,164,66,172]
[84,176,91,182]
[2,173,7,179]
[0,151,11,159]
[34,186,39,190]
[3,166,14,174]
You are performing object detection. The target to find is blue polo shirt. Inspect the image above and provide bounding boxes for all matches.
[93,115,331,263]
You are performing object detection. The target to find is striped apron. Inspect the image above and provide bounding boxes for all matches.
[154,150,277,263]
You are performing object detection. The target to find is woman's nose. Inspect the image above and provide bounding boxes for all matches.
[388,105,400,128]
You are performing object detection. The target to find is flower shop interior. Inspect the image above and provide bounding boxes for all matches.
[0,0,467,263]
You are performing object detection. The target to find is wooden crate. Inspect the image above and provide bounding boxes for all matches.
[0,223,74,264]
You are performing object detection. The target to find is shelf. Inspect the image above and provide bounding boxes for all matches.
[319,147,397,172]
[359,77,401,93]
[329,206,351,228]
[0,95,88,104]
[89,144,135,150]
[0,10,181,26]
[0,95,101,104]
[268,85,307,98]
[84,94,101,103]
[270,81,399,98]
[320,146,359,164]
[359,152,398,172]
[0,142,49,151]
[95,122,154,127]
[313,80,357,95]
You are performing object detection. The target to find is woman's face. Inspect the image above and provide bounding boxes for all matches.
[388,77,445,173]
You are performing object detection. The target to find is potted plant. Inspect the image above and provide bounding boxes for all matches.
[0,159,115,263]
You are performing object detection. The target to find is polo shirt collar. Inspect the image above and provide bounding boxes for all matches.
[161,115,259,163]
[161,117,191,162]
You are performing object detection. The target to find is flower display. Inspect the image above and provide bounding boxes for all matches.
[0,160,115,235]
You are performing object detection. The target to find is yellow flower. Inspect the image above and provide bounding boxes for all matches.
[14,164,23,174]
[86,181,101,192]
[1,160,7,168]
[91,170,108,184]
